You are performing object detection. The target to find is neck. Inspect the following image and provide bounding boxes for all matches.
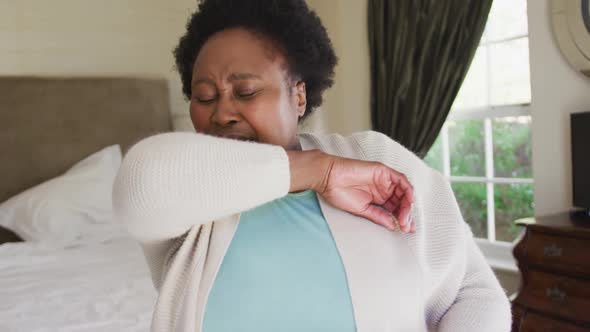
[286,138,302,151]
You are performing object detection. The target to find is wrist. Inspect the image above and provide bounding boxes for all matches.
[286,149,332,193]
[312,151,334,194]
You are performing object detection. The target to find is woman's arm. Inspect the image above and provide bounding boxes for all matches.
[113,132,327,243]
[113,131,415,244]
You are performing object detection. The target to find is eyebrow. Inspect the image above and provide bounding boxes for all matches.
[192,73,262,87]
[192,77,215,87]
[228,73,262,81]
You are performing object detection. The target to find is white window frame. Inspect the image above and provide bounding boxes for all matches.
[443,103,533,241]
[441,106,531,273]
[440,33,532,273]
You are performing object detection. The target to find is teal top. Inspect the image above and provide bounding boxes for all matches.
[202,189,357,332]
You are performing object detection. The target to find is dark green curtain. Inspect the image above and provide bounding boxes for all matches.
[368,0,492,158]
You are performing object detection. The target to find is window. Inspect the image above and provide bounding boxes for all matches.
[424,0,533,244]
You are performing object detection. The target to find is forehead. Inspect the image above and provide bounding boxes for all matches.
[193,27,288,79]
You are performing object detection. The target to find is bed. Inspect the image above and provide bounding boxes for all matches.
[0,77,173,331]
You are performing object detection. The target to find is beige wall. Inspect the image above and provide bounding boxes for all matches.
[305,0,373,135]
[528,0,590,216]
[0,0,195,129]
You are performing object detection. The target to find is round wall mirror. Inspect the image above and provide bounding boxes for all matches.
[551,0,590,78]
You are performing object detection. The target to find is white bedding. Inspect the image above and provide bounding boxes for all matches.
[0,223,157,332]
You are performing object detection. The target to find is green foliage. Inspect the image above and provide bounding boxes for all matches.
[424,136,443,172]
[495,182,534,242]
[449,121,485,176]
[424,117,534,242]
[451,182,487,238]
[493,118,533,178]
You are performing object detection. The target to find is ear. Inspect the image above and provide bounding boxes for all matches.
[294,81,307,118]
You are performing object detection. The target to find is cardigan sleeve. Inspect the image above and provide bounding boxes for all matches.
[413,168,511,331]
[112,132,290,242]
[112,132,290,288]
[419,170,512,332]
[419,172,511,332]
[434,224,512,332]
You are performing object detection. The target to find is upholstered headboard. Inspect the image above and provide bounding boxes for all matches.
[0,77,173,204]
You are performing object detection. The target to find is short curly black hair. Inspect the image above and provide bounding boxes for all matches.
[173,0,338,124]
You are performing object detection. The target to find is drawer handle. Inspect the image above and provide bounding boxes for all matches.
[545,287,566,301]
[543,243,563,257]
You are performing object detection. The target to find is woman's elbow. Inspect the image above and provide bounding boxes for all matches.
[112,140,170,240]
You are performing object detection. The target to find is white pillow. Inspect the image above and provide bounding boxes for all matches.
[0,145,122,247]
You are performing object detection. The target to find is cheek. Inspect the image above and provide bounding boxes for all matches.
[189,103,211,133]
[245,97,284,126]
[250,95,297,141]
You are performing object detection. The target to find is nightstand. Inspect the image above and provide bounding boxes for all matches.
[512,212,590,331]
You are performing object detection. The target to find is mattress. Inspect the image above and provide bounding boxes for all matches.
[0,223,157,332]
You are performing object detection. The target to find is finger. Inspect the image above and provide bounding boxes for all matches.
[395,195,413,229]
[410,220,416,233]
[398,210,412,233]
[381,170,414,230]
[389,173,414,214]
[394,187,406,203]
[383,196,404,228]
[383,184,406,211]
[394,183,414,205]
[389,170,413,201]
[382,199,396,213]
[403,215,412,233]
[357,204,396,231]
[383,200,411,229]
[385,192,408,228]
[385,196,400,214]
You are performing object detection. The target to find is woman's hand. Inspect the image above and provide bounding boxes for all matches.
[313,154,415,233]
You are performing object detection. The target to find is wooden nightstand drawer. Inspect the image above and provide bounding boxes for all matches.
[525,233,590,275]
[518,310,589,332]
[516,270,590,325]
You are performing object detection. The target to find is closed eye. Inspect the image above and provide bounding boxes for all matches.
[237,91,258,99]
[193,96,216,104]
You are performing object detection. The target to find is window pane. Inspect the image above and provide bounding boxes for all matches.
[482,0,528,43]
[424,134,443,172]
[495,183,534,242]
[452,47,488,111]
[449,120,485,177]
[493,116,533,178]
[452,182,488,238]
[489,37,531,106]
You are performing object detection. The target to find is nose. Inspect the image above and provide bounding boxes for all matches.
[210,93,241,127]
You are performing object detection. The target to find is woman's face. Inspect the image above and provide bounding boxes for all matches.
[190,27,306,150]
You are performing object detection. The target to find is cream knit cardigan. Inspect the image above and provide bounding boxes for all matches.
[113,130,511,332]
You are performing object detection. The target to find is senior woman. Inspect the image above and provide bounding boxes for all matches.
[113,0,511,331]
